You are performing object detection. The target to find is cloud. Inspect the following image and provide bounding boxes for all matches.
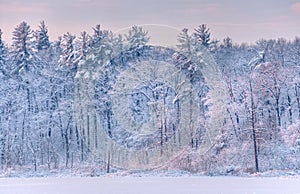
[291,2,300,13]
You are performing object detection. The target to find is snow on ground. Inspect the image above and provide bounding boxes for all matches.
[0,176,300,194]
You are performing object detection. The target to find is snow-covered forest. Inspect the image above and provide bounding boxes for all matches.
[0,21,300,176]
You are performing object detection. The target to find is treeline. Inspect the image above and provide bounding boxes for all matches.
[0,21,299,174]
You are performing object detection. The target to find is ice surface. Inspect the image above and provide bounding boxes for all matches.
[0,176,300,194]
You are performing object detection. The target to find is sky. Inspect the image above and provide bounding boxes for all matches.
[0,0,300,46]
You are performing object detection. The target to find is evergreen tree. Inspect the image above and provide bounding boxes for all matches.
[88,31,120,67]
[221,37,233,49]
[194,24,211,48]
[52,36,63,60]
[59,32,77,67]
[0,29,9,168]
[78,31,90,61]
[35,21,50,51]
[7,22,39,168]
[0,29,8,75]
[90,24,108,48]
[125,25,149,51]
[177,28,191,55]
[57,32,78,168]
[10,21,35,75]
[176,28,200,75]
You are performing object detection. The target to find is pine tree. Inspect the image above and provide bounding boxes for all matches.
[57,32,78,168]
[0,29,8,75]
[35,21,50,51]
[52,36,63,59]
[221,37,233,49]
[10,21,35,75]
[0,29,9,168]
[176,28,199,75]
[194,24,211,48]
[90,24,108,48]
[8,22,41,168]
[78,31,90,60]
[59,32,77,67]
[125,25,149,51]
[177,28,192,55]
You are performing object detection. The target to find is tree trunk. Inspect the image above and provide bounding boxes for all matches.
[295,84,300,120]
[287,93,293,124]
[106,151,110,173]
[250,80,259,173]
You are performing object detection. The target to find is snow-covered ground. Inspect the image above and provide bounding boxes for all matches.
[0,176,300,194]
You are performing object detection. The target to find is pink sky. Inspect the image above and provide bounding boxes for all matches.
[0,0,300,45]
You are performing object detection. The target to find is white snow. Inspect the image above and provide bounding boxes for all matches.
[0,176,300,194]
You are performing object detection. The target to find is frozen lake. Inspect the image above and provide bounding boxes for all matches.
[0,176,300,194]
